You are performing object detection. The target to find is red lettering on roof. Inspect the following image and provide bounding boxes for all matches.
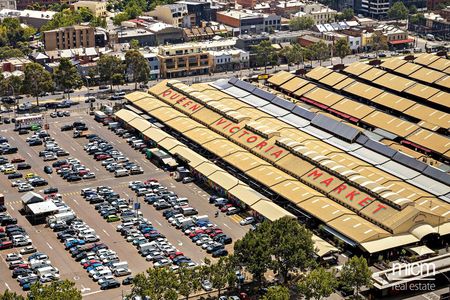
[307,169,323,180]
[358,197,373,207]
[334,184,347,194]
[320,177,334,187]
[271,150,284,159]
[170,93,181,100]
[162,89,172,97]
[238,130,250,138]
[216,118,227,126]
[190,104,201,111]
[255,141,268,150]
[373,203,387,213]
[345,190,360,201]
[229,126,240,133]
[247,136,258,143]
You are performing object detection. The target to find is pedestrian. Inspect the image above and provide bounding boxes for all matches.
[215,211,219,218]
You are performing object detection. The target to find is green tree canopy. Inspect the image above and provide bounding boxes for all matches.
[209,256,236,297]
[0,46,25,59]
[41,9,84,31]
[298,267,337,300]
[253,40,279,73]
[336,8,354,21]
[371,31,388,55]
[23,62,53,106]
[262,285,290,300]
[97,55,124,91]
[334,38,351,63]
[125,50,150,90]
[309,40,331,65]
[53,58,82,98]
[289,16,315,31]
[340,256,372,297]
[0,290,25,300]
[131,268,178,299]
[29,280,82,300]
[130,39,140,49]
[387,1,409,20]
[234,217,315,285]
[0,18,32,47]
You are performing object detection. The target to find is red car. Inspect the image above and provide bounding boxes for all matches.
[0,241,13,249]
[83,260,101,268]
[0,227,4,233]
[15,263,29,270]
[169,252,184,260]
[189,230,205,238]
[220,204,233,212]
[11,157,25,163]
[144,178,158,184]
[78,170,89,176]
[96,155,111,161]
[210,230,224,238]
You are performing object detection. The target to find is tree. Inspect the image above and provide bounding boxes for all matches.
[334,38,351,63]
[280,44,307,68]
[336,8,354,21]
[0,46,24,60]
[234,227,272,286]
[113,13,129,26]
[340,256,372,298]
[125,0,143,19]
[0,290,25,300]
[131,268,178,299]
[177,266,201,300]
[210,256,236,297]
[29,280,82,300]
[262,285,290,300]
[6,75,23,98]
[309,40,331,65]
[371,31,388,57]
[289,16,315,31]
[41,9,83,31]
[269,217,315,282]
[409,5,418,14]
[53,58,82,99]
[130,39,140,49]
[23,63,53,106]
[125,50,150,90]
[298,267,337,300]
[253,40,279,73]
[97,55,124,91]
[387,1,408,20]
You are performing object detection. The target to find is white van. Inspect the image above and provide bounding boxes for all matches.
[111,261,128,271]
[36,266,59,277]
[193,215,209,223]
[181,207,198,216]
[93,269,112,281]
[114,169,129,177]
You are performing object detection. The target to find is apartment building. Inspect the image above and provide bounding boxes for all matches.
[43,25,95,51]
[216,10,281,34]
[209,49,249,71]
[148,3,190,27]
[157,43,211,78]
[291,3,337,24]
[0,0,16,10]
[72,0,106,17]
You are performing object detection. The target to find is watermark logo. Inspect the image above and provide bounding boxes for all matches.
[390,262,437,292]
[391,262,436,281]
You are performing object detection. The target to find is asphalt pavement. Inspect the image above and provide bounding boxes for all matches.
[0,111,249,299]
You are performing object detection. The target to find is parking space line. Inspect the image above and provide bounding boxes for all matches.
[73,199,79,205]
[26,152,32,157]
[10,136,14,141]
[155,220,162,226]
[82,290,102,297]
[46,242,53,250]
[8,204,14,211]
[4,283,10,291]
[102,229,110,237]
[223,223,231,229]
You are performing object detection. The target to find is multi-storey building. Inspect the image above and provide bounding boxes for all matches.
[72,0,106,17]
[43,25,95,51]
[157,43,211,78]
[0,0,16,10]
[216,10,281,34]
[148,3,190,27]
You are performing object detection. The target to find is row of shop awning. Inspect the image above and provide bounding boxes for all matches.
[114,108,295,222]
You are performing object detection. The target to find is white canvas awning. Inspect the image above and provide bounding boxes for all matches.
[406,245,435,256]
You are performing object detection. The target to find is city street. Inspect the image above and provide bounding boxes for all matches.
[0,111,248,299]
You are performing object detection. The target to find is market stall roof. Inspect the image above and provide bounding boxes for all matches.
[306,66,333,81]
[406,245,435,256]
[128,117,152,132]
[183,127,223,145]
[297,197,354,222]
[280,77,310,93]
[223,151,270,172]
[330,99,375,120]
[268,71,295,86]
[404,83,440,100]
[246,165,294,188]
[293,84,318,97]
[413,53,440,66]
[319,72,349,87]
[250,200,295,221]
[380,57,407,70]
[359,68,387,81]
[407,129,450,157]
[195,162,220,177]
[165,117,202,133]
[333,77,355,90]
[142,128,171,143]
[228,184,266,207]
[171,145,207,168]
[158,137,184,152]
[303,88,345,107]
[404,104,450,129]
[428,57,450,71]
[328,215,390,243]
[270,180,321,204]
[312,234,339,257]
[428,91,450,108]
[343,82,384,100]
[27,201,58,215]
[115,109,140,123]
[373,73,416,92]
[394,62,423,76]
[125,91,150,103]
[409,67,446,84]
[21,192,44,205]
[360,234,419,253]
[435,75,450,89]
[362,111,419,138]
[344,61,372,76]
[371,93,415,112]
[134,97,170,112]
[208,170,241,190]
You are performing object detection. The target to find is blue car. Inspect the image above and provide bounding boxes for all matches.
[86,263,102,271]
[22,283,31,291]
[65,239,86,249]
[140,227,156,234]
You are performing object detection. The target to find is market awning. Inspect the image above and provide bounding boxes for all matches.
[228,184,266,207]
[389,39,414,45]
[27,201,59,215]
[250,200,295,221]
[406,245,434,256]
[312,234,338,257]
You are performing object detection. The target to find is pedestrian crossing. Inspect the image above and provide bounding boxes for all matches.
[229,214,243,223]
[61,191,80,197]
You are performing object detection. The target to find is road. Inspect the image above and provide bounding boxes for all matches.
[0,111,248,299]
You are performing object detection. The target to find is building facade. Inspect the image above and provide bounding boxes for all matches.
[148,4,190,27]
[216,10,281,34]
[0,0,16,10]
[43,25,95,51]
[157,43,211,78]
[72,0,106,17]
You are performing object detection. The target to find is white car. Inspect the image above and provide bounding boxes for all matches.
[18,184,34,192]
[114,268,131,277]
[83,234,100,243]
[40,273,59,282]
[154,259,171,268]
[201,279,212,291]
[6,253,22,262]
[43,154,57,161]
[97,275,115,285]
[239,217,255,226]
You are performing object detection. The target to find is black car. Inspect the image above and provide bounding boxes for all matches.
[43,187,58,194]
[28,139,43,146]
[12,268,33,279]
[56,150,69,157]
[44,166,53,174]
[212,249,228,257]
[17,163,31,170]
[100,279,120,290]
[8,173,23,179]
[3,147,18,154]
[18,129,28,135]
[52,160,67,167]
[0,217,17,225]
[0,157,8,164]
[61,124,73,131]
[122,276,133,285]
[0,205,6,212]
[67,175,82,182]
[30,179,48,187]
[57,111,64,117]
